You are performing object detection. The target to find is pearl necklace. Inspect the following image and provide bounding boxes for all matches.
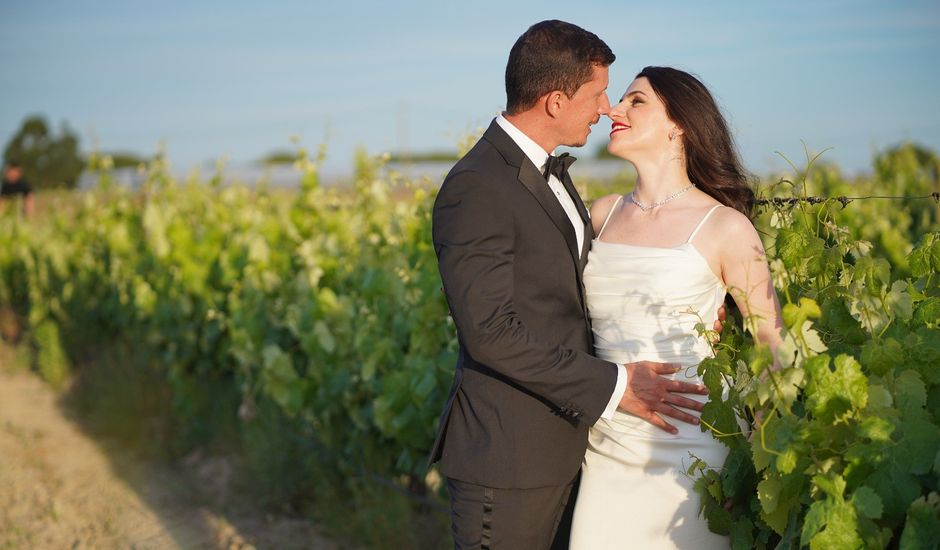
[630,183,696,212]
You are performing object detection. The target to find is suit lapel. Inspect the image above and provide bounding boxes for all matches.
[516,162,582,268]
[558,172,593,271]
[482,121,582,268]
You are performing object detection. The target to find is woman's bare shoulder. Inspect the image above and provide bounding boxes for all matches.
[589,193,623,219]
[706,206,765,256]
[589,193,624,233]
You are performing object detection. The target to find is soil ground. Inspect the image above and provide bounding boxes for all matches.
[0,345,341,550]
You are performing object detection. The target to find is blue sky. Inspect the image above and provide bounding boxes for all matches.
[2,0,938,178]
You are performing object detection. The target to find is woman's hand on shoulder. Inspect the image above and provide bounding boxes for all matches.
[589,193,623,235]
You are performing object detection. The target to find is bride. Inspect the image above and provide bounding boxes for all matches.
[569,66,784,548]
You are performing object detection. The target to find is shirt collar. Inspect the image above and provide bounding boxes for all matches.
[495,114,554,172]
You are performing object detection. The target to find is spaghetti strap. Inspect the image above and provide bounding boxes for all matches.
[597,195,624,239]
[686,204,723,243]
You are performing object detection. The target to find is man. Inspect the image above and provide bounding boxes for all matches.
[0,162,35,218]
[430,20,712,549]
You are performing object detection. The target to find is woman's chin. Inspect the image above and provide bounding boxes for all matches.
[606,144,630,161]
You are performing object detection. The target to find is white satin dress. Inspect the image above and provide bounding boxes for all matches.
[570,197,730,549]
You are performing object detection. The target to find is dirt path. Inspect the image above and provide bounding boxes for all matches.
[0,353,339,550]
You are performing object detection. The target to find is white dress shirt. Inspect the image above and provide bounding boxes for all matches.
[495,115,627,421]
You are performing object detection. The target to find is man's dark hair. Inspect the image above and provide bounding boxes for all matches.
[505,20,615,115]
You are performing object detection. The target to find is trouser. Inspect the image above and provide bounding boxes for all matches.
[446,474,579,550]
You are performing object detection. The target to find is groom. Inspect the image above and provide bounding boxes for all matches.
[430,20,711,549]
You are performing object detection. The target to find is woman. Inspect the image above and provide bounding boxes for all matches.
[569,67,783,548]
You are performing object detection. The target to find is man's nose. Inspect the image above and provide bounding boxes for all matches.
[598,94,611,115]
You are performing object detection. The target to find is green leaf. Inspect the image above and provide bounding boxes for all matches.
[701,401,738,438]
[820,299,867,346]
[777,448,799,475]
[752,436,772,472]
[884,280,914,323]
[899,493,940,550]
[721,447,755,500]
[313,320,336,353]
[912,297,940,329]
[852,486,884,519]
[776,229,809,272]
[729,517,755,550]
[757,366,804,412]
[802,499,833,546]
[847,285,896,336]
[702,359,725,399]
[848,255,892,288]
[707,478,723,502]
[761,494,792,535]
[865,454,922,521]
[908,232,938,278]
[798,320,829,354]
[807,502,863,550]
[413,371,436,400]
[895,369,927,414]
[702,495,734,536]
[260,344,302,415]
[761,414,802,475]
[758,476,784,514]
[813,473,847,499]
[782,297,823,329]
[898,418,940,475]
[860,338,904,376]
[866,384,894,410]
[804,354,868,424]
[908,327,940,385]
[857,415,895,442]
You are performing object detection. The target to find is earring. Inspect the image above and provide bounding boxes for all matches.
[669,130,677,141]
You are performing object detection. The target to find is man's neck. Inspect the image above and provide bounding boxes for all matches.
[503,111,558,155]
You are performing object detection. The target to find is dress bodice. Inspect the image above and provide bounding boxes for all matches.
[583,200,726,369]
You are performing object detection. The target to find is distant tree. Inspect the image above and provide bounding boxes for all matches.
[386,150,460,163]
[260,149,299,166]
[3,115,85,190]
[102,151,150,169]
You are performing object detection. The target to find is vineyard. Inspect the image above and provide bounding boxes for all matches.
[0,143,938,548]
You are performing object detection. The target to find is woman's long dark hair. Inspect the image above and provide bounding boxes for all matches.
[637,66,756,217]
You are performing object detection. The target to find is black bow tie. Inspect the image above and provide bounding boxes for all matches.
[543,152,576,182]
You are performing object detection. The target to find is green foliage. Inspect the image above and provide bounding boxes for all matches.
[3,115,85,189]
[0,145,453,546]
[693,148,940,549]
[1,143,937,548]
[33,319,69,387]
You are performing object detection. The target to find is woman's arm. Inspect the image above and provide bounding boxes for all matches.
[718,210,784,355]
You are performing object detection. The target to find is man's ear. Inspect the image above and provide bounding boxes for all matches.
[543,90,565,118]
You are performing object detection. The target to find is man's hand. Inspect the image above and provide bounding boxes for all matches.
[617,362,709,434]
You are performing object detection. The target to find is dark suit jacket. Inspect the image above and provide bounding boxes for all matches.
[429,120,618,489]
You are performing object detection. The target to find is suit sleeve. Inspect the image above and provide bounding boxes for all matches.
[433,170,617,424]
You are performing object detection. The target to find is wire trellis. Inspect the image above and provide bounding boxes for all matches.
[756,192,940,208]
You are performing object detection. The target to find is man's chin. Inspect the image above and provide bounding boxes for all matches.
[563,137,589,148]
